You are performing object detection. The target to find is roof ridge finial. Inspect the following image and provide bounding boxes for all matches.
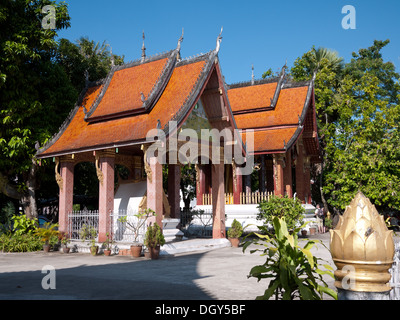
[177,28,184,60]
[141,30,146,62]
[251,64,255,85]
[110,46,115,67]
[215,26,223,53]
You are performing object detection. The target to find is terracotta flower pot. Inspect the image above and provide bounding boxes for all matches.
[43,244,51,252]
[309,227,316,235]
[63,247,70,253]
[229,237,240,248]
[149,246,160,260]
[130,245,143,258]
[104,249,111,256]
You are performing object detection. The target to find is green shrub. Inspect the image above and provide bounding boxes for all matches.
[243,217,337,300]
[227,219,243,238]
[0,233,42,252]
[144,223,165,248]
[257,195,305,232]
[0,202,15,233]
[11,214,38,236]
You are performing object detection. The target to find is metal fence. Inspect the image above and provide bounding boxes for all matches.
[68,208,216,242]
[68,210,99,241]
[390,240,400,300]
[110,210,146,243]
[68,210,147,243]
[180,208,213,238]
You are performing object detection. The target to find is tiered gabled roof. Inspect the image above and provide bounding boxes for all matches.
[228,72,320,162]
[36,35,320,163]
[36,36,233,158]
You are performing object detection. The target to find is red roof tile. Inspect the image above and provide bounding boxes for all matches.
[38,59,207,157]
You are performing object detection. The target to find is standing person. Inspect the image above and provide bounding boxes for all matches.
[314,204,324,234]
[319,204,326,233]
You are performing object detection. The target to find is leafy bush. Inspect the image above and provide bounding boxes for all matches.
[0,202,15,233]
[34,222,59,245]
[257,195,305,232]
[0,233,42,252]
[11,214,38,236]
[227,219,243,238]
[144,223,165,248]
[243,217,337,300]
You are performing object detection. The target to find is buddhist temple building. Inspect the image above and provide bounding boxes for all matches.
[36,32,320,241]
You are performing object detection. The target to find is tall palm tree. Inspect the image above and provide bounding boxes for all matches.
[309,47,344,75]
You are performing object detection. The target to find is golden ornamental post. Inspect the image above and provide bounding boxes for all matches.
[330,192,395,300]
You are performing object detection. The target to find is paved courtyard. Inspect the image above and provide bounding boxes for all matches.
[0,233,335,300]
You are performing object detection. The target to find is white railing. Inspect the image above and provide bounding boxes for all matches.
[202,191,273,205]
[180,208,213,238]
[68,210,99,241]
[390,240,400,300]
[68,210,146,243]
[110,210,146,243]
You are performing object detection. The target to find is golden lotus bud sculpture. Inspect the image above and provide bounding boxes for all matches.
[330,192,394,292]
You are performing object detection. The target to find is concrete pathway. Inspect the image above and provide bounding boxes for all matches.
[0,233,335,300]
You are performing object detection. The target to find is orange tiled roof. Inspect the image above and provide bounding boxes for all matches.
[241,127,299,154]
[228,79,316,155]
[89,57,169,119]
[37,44,319,159]
[37,52,211,157]
[229,83,309,129]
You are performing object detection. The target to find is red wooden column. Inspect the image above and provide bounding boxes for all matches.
[147,155,163,228]
[98,149,115,242]
[58,155,74,235]
[304,156,311,204]
[283,150,293,198]
[273,154,285,196]
[168,163,181,218]
[195,164,206,205]
[295,140,305,203]
[212,163,226,239]
[233,163,243,204]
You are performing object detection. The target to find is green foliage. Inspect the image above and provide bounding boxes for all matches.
[257,195,305,232]
[243,217,337,300]
[34,222,59,244]
[290,40,400,214]
[144,223,165,248]
[0,201,15,233]
[79,224,98,247]
[12,214,38,236]
[227,219,243,238]
[0,233,43,252]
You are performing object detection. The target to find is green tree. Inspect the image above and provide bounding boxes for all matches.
[0,0,72,218]
[291,40,400,214]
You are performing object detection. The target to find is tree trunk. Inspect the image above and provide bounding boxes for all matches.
[0,160,38,219]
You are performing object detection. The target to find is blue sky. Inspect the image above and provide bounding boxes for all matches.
[57,0,400,84]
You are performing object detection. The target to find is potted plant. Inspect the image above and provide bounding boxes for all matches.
[227,219,243,247]
[60,232,71,253]
[118,208,155,258]
[102,232,114,256]
[301,229,307,237]
[79,224,98,256]
[144,222,165,260]
[34,222,59,252]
